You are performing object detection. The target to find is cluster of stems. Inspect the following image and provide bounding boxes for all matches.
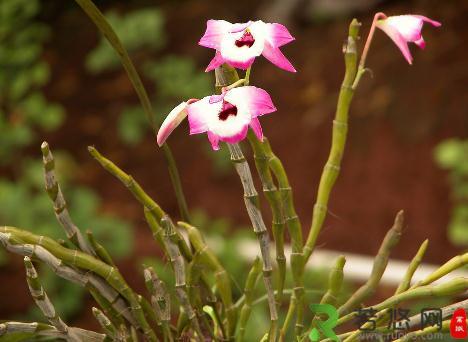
[1,1,467,342]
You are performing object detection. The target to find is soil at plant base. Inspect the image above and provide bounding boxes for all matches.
[0,0,466,332]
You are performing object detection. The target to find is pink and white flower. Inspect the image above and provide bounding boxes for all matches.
[199,20,296,72]
[188,86,276,150]
[376,15,441,64]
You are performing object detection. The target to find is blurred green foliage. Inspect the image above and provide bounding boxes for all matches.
[434,138,468,247]
[0,0,64,163]
[0,0,134,320]
[85,7,232,174]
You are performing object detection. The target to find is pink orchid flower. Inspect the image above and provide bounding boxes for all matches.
[376,15,441,64]
[188,86,276,150]
[199,20,296,72]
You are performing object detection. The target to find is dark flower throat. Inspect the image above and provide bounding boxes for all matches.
[235,31,255,48]
[218,102,238,121]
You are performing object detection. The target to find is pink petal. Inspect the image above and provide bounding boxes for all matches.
[266,23,295,48]
[414,36,426,49]
[219,124,249,144]
[187,98,213,134]
[261,43,296,72]
[199,20,231,50]
[376,21,413,65]
[385,16,423,42]
[207,131,220,150]
[249,117,263,141]
[222,55,256,70]
[206,51,226,72]
[230,22,251,33]
[226,86,276,117]
[156,102,188,146]
[413,15,442,27]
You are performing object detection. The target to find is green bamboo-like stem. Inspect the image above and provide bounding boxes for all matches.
[0,231,131,328]
[337,277,468,326]
[87,230,116,267]
[227,143,278,342]
[41,141,96,256]
[325,299,468,342]
[144,267,173,342]
[303,19,361,263]
[1,227,156,341]
[179,221,236,339]
[73,0,190,222]
[408,298,468,330]
[144,211,203,340]
[216,64,296,312]
[248,133,287,303]
[215,65,283,340]
[258,138,305,338]
[338,210,404,316]
[412,252,468,288]
[343,238,428,342]
[24,256,68,332]
[89,288,126,329]
[395,239,428,294]
[92,307,117,339]
[186,257,217,340]
[138,295,161,332]
[236,256,262,342]
[0,321,106,341]
[394,319,455,342]
[320,255,346,307]
[280,293,296,342]
[88,146,193,261]
[301,256,346,341]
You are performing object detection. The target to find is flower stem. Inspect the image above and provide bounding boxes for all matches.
[227,143,278,342]
[73,0,190,223]
[248,133,287,304]
[358,12,386,69]
[303,19,360,264]
[245,67,252,85]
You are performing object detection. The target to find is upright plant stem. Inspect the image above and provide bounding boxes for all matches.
[303,19,361,263]
[73,0,190,222]
[227,143,278,342]
[179,222,236,339]
[248,133,287,303]
[144,267,173,342]
[41,142,95,255]
[24,256,68,333]
[144,211,203,340]
[236,257,262,342]
[338,211,403,316]
[215,64,298,338]
[258,137,304,339]
[395,239,428,294]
